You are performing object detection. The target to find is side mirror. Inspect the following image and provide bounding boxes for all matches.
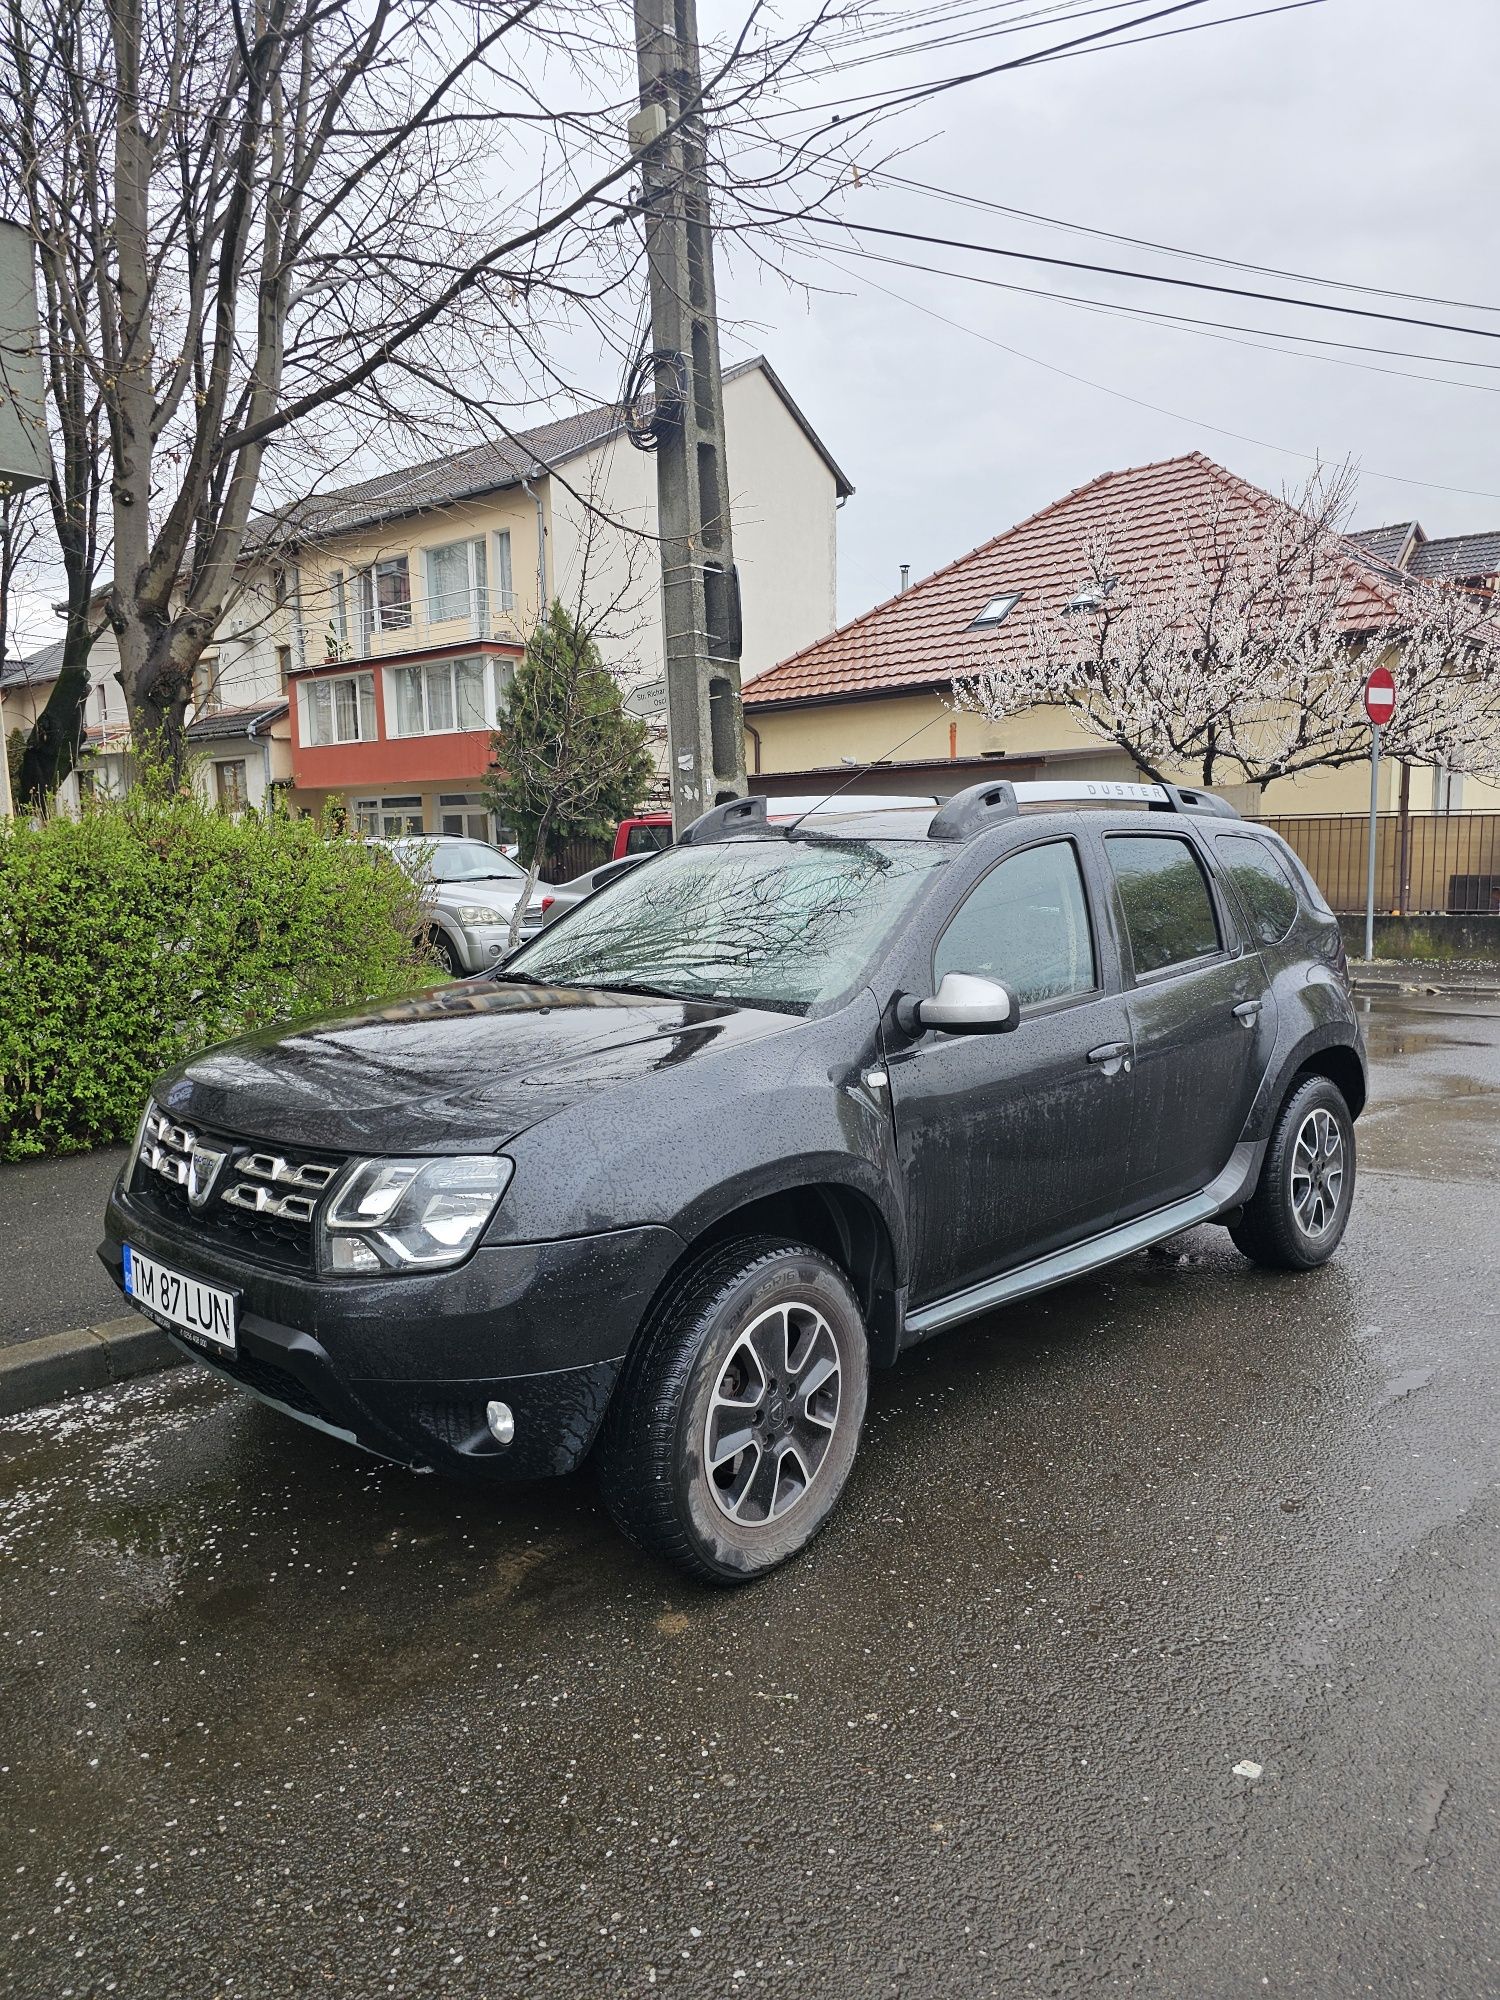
[900,971,1020,1036]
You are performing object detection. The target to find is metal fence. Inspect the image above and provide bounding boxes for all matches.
[544,833,614,883]
[1254,812,1500,916]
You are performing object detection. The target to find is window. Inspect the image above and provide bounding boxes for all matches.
[325,571,349,659]
[397,837,523,884]
[506,840,949,1012]
[275,644,291,690]
[438,794,495,841]
[302,671,377,746]
[1107,834,1221,976]
[192,661,219,715]
[967,592,1020,631]
[1063,578,1117,614]
[1214,834,1301,946]
[354,555,412,641]
[426,538,488,623]
[387,657,507,736]
[354,795,425,837]
[214,760,248,812]
[623,821,672,857]
[935,840,1096,1006]
[494,529,514,612]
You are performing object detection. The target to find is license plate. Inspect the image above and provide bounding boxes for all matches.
[123,1245,238,1352]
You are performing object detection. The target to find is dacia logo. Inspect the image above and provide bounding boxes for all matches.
[186,1140,228,1209]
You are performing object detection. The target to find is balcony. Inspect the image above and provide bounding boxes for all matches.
[305,592,530,667]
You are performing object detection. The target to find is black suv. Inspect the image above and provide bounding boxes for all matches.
[102,780,1365,1583]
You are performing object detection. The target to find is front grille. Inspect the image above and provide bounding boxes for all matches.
[132,1109,344,1270]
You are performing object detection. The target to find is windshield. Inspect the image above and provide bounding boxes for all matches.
[399,840,524,885]
[502,838,946,1009]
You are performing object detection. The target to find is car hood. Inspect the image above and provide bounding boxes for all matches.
[430,877,530,913]
[156,979,801,1154]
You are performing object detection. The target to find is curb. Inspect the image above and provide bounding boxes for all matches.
[0,1314,184,1420]
[1351,973,1500,999]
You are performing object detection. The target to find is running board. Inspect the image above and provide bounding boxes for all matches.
[903,1146,1256,1344]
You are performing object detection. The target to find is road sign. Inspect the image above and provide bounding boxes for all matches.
[1363,665,1397,726]
[1361,667,1397,959]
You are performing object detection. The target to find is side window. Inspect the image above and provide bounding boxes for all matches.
[934,840,1096,1007]
[1106,834,1221,976]
[1214,834,1301,946]
[625,823,671,856]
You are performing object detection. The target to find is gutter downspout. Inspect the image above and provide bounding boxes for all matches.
[246,710,275,812]
[521,478,547,621]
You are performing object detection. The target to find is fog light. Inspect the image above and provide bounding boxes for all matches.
[486,1400,515,1446]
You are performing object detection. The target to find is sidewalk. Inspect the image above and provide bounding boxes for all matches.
[0,1145,132,1349]
[1350,958,1500,998]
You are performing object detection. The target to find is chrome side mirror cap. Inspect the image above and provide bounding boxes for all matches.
[900,971,1020,1035]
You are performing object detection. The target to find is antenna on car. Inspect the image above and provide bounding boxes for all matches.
[782,712,952,837]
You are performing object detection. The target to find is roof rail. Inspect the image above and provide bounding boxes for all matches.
[1159,782,1240,819]
[928,779,1020,841]
[677,794,767,845]
[927,777,1240,839]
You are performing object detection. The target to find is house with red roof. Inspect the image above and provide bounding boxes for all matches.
[742,452,1500,818]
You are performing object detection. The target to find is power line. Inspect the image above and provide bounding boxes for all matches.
[819,243,1500,395]
[767,0,1320,128]
[780,214,1500,343]
[870,171,1500,319]
[833,260,1500,504]
[819,242,1500,375]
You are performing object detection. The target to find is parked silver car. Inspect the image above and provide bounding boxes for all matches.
[381,836,550,974]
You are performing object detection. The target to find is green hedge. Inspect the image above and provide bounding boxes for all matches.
[0,791,430,1160]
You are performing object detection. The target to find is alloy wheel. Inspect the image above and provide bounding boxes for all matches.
[702,1301,842,1526]
[1290,1106,1345,1238]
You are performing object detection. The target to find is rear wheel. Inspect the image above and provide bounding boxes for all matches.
[1229,1075,1355,1270]
[597,1238,870,1584]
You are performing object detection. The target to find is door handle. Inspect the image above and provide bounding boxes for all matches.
[1233,1000,1263,1026]
[1088,1041,1131,1076]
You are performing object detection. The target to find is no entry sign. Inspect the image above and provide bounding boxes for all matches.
[1363,665,1397,726]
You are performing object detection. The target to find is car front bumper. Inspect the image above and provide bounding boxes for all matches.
[100,1185,684,1481]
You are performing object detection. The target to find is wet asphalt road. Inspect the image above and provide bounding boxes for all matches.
[1,995,1497,2000]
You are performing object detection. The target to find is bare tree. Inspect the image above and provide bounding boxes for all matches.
[0,0,872,781]
[954,467,1500,793]
[0,0,113,806]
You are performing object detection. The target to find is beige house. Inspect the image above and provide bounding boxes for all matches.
[229,354,850,833]
[4,354,847,833]
[744,453,1500,821]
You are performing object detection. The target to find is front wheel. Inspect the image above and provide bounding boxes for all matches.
[1229,1075,1355,1270]
[597,1238,870,1584]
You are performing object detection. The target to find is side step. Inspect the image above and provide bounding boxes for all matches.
[902,1147,1256,1344]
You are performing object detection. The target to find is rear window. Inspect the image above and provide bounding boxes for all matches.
[1106,833,1221,976]
[1214,834,1302,945]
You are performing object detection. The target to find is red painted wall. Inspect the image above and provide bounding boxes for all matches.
[289,645,520,792]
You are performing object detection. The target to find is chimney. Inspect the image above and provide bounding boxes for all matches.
[899,564,910,593]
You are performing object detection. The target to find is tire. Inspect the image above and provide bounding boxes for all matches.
[427,928,463,976]
[1229,1075,1355,1271]
[596,1237,870,1585]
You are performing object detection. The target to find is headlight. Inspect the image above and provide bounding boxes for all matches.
[451,904,508,928]
[320,1155,513,1274]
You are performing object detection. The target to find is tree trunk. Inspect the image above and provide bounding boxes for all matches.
[16,634,92,808]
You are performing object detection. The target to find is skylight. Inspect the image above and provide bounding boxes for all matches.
[1063,577,1118,614]
[967,592,1021,631]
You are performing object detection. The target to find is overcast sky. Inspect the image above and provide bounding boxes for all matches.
[8,0,1497,658]
[713,0,1500,625]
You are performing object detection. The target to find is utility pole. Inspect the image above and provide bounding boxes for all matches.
[630,0,747,837]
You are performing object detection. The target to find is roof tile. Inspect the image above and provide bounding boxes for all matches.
[747,453,1412,709]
